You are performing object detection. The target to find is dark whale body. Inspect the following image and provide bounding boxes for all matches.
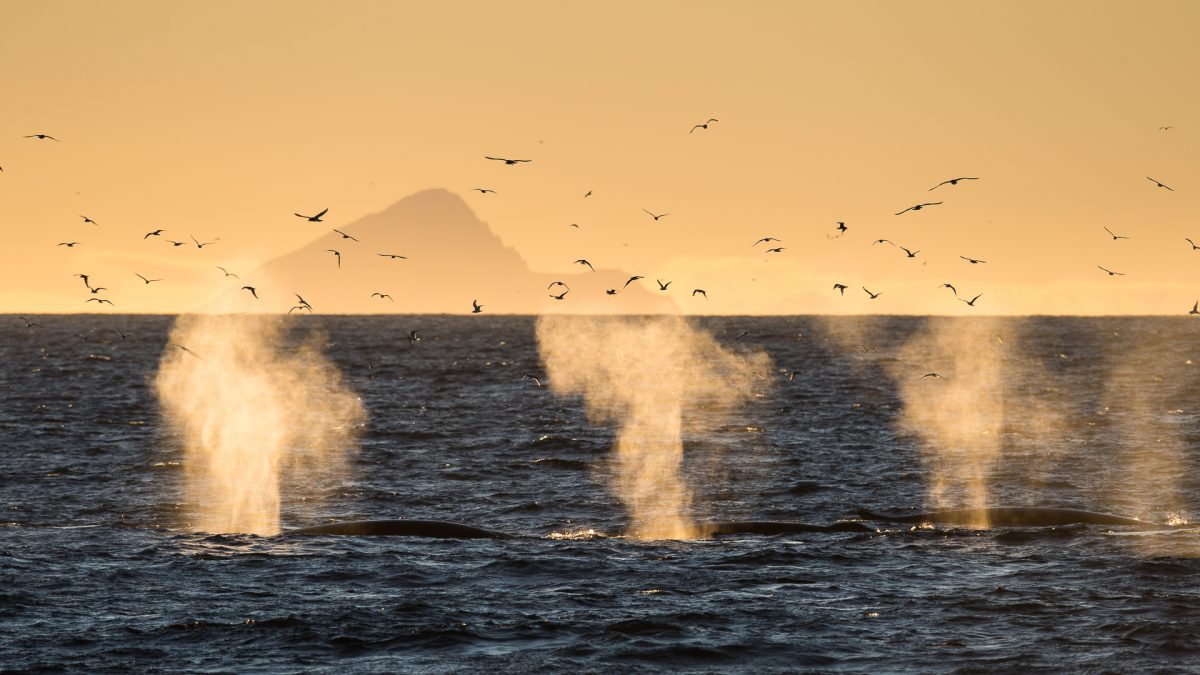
[703,520,875,536]
[857,507,1161,529]
[284,519,513,539]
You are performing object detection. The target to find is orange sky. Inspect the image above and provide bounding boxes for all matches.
[1,0,1197,314]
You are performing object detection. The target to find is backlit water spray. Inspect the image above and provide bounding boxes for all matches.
[536,315,771,540]
[155,315,364,535]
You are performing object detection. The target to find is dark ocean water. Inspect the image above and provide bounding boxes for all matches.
[3,315,1200,673]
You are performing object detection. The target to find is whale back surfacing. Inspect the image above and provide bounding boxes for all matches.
[857,507,1160,529]
[284,519,512,539]
[703,520,876,536]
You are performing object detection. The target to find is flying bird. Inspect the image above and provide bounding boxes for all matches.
[241,286,258,299]
[573,259,595,272]
[1098,266,1125,276]
[472,299,483,313]
[217,266,239,278]
[80,215,98,226]
[191,235,217,248]
[959,294,982,307]
[1187,238,1200,251]
[734,330,749,341]
[295,208,329,222]
[522,374,543,387]
[1146,176,1174,191]
[377,253,407,260]
[166,240,186,247]
[333,229,359,242]
[643,209,670,221]
[473,188,497,194]
[835,222,848,234]
[550,290,569,300]
[484,156,531,165]
[690,118,719,133]
[899,246,920,258]
[370,292,393,301]
[895,202,942,215]
[1104,227,1129,241]
[753,237,781,246]
[693,289,707,298]
[295,293,313,310]
[25,134,59,141]
[167,343,200,358]
[1191,302,1199,316]
[863,287,882,299]
[135,274,161,284]
[144,229,165,239]
[584,191,592,198]
[940,283,958,295]
[833,283,848,295]
[623,275,644,288]
[326,249,341,268]
[88,286,107,294]
[873,239,894,246]
[18,316,41,329]
[86,298,114,306]
[76,273,92,287]
[960,256,987,264]
[605,289,618,295]
[921,373,943,379]
[407,330,420,344]
[928,177,979,190]
[656,279,672,291]
[548,281,570,290]
[764,247,785,253]
[58,242,80,247]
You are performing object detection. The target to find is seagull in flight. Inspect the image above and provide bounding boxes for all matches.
[295,293,313,310]
[573,259,595,272]
[472,299,483,313]
[656,279,672,291]
[605,289,618,295]
[407,330,420,344]
[1187,238,1200,251]
[550,289,569,300]
[485,156,531,165]
[764,247,785,253]
[960,256,987,264]
[623,275,644,288]
[167,343,201,358]
[921,373,943,379]
[333,229,359,242]
[643,209,670,221]
[295,208,329,222]
[833,283,848,295]
[873,239,894,246]
[58,242,80,247]
[135,274,162,284]
[377,253,407,260]
[241,286,258,299]
[548,281,570,291]
[690,118,719,133]
[86,298,115,306]
[25,134,59,141]
[899,246,920,258]
[522,374,543,387]
[473,188,497,194]
[928,177,979,190]
[191,235,217,249]
[863,287,882,299]
[1191,301,1199,316]
[692,289,707,298]
[895,202,942,215]
[753,237,781,246]
[1104,227,1129,241]
[88,285,107,294]
[217,267,239,278]
[144,229,165,239]
[1098,265,1125,276]
[584,190,592,198]
[326,249,341,268]
[835,222,848,234]
[80,215,98,226]
[370,292,393,301]
[940,283,958,296]
[959,293,982,307]
[1147,177,1174,191]
[18,316,41,329]
[166,240,186,247]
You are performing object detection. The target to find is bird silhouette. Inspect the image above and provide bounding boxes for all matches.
[690,118,719,133]
[895,202,942,215]
[1098,266,1125,276]
[753,237,781,246]
[550,290,569,300]
[1191,301,1200,316]
[764,247,785,253]
[623,275,644,288]
[25,134,59,141]
[80,215,98,226]
[605,289,618,295]
[135,274,161,284]
[835,222,848,234]
[472,299,484,313]
[168,343,201,358]
[833,284,848,295]
[57,242,80,247]
[1186,238,1200,251]
[643,209,670,221]
[238,286,258,299]
[928,177,979,190]
[959,294,982,307]
[873,239,894,246]
[326,249,341,268]
[863,287,882,299]
[295,208,329,222]
[548,281,570,291]
[693,289,707,298]
[217,266,239,278]
[377,253,408,260]
[573,259,595,272]
[485,156,531,165]
[1104,227,1129,240]
[370,292,393,301]
[960,256,987,264]
[166,240,186,247]
[295,293,313,310]
[656,279,672,291]
[407,330,420,344]
[473,188,497,194]
[191,235,217,248]
[1146,176,1174,191]
[86,298,114,306]
[333,229,359,242]
[144,229,165,239]
[940,283,958,296]
[899,246,920,258]
[18,316,41,329]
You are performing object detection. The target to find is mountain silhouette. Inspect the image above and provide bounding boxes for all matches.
[238,188,674,314]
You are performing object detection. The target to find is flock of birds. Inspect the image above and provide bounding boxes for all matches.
[6,122,1191,361]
